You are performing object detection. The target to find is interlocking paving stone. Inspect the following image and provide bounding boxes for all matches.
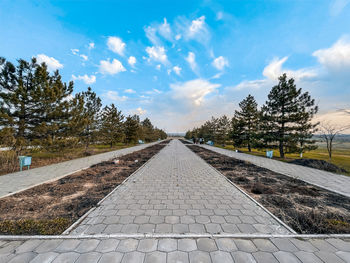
[73,140,290,235]
[200,144,350,198]
[0,237,349,262]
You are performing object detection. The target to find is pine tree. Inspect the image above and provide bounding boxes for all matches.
[124,115,140,144]
[215,115,230,145]
[99,104,124,147]
[234,94,259,152]
[0,57,42,154]
[261,73,318,158]
[141,117,154,142]
[230,116,245,148]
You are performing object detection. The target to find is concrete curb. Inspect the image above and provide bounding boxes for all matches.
[0,233,349,241]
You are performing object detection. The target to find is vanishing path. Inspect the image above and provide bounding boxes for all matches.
[0,141,161,198]
[71,139,290,235]
[200,144,350,198]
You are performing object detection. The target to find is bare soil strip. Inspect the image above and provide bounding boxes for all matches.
[187,144,350,234]
[0,140,171,235]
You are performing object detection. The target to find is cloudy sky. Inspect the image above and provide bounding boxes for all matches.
[1,0,350,132]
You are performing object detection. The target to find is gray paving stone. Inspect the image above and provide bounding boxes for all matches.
[158,239,177,252]
[55,239,81,252]
[252,239,278,252]
[137,239,158,252]
[116,239,139,253]
[189,251,211,263]
[336,251,350,263]
[52,252,80,263]
[98,252,123,263]
[294,251,323,263]
[121,251,145,263]
[14,240,43,253]
[315,251,346,263]
[234,239,258,253]
[210,251,234,262]
[327,238,350,252]
[75,252,101,263]
[178,239,197,252]
[168,251,189,263]
[273,251,301,263]
[310,239,338,252]
[215,238,237,252]
[144,251,166,263]
[35,240,62,253]
[75,239,100,253]
[231,251,257,263]
[290,238,318,253]
[95,239,120,253]
[197,238,217,252]
[7,252,37,263]
[271,238,298,252]
[253,251,278,263]
[30,252,59,263]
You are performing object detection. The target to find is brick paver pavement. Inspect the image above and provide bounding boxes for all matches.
[199,144,350,198]
[0,236,349,262]
[71,139,290,235]
[0,141,161,198]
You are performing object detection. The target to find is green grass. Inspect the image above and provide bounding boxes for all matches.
[218,142,350,176]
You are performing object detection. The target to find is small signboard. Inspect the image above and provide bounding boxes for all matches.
[19,156,32,171]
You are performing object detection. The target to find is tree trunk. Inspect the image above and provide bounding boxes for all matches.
[248,143,251,152]
[279,141,285,158]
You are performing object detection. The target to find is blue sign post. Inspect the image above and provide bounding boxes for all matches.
[19,156,32,171]
[266,150,273,159]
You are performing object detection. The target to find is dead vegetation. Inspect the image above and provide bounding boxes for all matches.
[187,145,350,234]
[0,140,170,235]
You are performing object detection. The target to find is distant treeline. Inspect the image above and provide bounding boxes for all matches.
[0,57,166,155]
[186,74,318,158]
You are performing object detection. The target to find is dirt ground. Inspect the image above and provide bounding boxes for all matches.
[0,140,170,235]
[187,145,350,234]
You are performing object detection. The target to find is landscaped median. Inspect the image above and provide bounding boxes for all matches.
[185,143,350,234]
[0,140,171,235]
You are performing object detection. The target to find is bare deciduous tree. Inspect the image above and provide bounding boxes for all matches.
[318,122,349,161]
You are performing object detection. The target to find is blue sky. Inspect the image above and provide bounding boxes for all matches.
[1,0,350,132]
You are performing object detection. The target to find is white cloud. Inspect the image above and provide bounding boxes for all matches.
[72,74,96,84]
[80,54,88,61]
[145,26,159,45]
[135,107,147,115]
[171,79,220,106]
[186,52,197,73]
[172,66,182,75]
[99,59,126,75]
[124,89,136,93]
[212,56,229,70]
[36,54,63,71]
[158,18,172,41]
[146,46,168,64]
[104,91,127,102]
[156,64,161,70]
[71,49,79,55]
[185,16,210,42]
[107,36,126,56]
[128,56,136,67]
[175,34,182,40]
[216,11,224,20]
[88,42,95,50]
[313,36,350,72]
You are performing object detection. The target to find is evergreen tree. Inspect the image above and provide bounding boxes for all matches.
[230,116,244,148]
[234,94,259,152]
[99,104,124,147]
[124,115,139,144]
[261,73,318,158]
[215,115,230,145]
[141,117,154,142]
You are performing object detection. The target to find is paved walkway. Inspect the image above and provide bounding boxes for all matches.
[0,139,350,263]
[0,236,349,263]
[71,140,290,235]
[0,141,161,198]
[199,144,350,198]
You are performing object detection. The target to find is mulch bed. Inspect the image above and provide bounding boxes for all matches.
[0,140,170,235]
[187,145,350,234]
